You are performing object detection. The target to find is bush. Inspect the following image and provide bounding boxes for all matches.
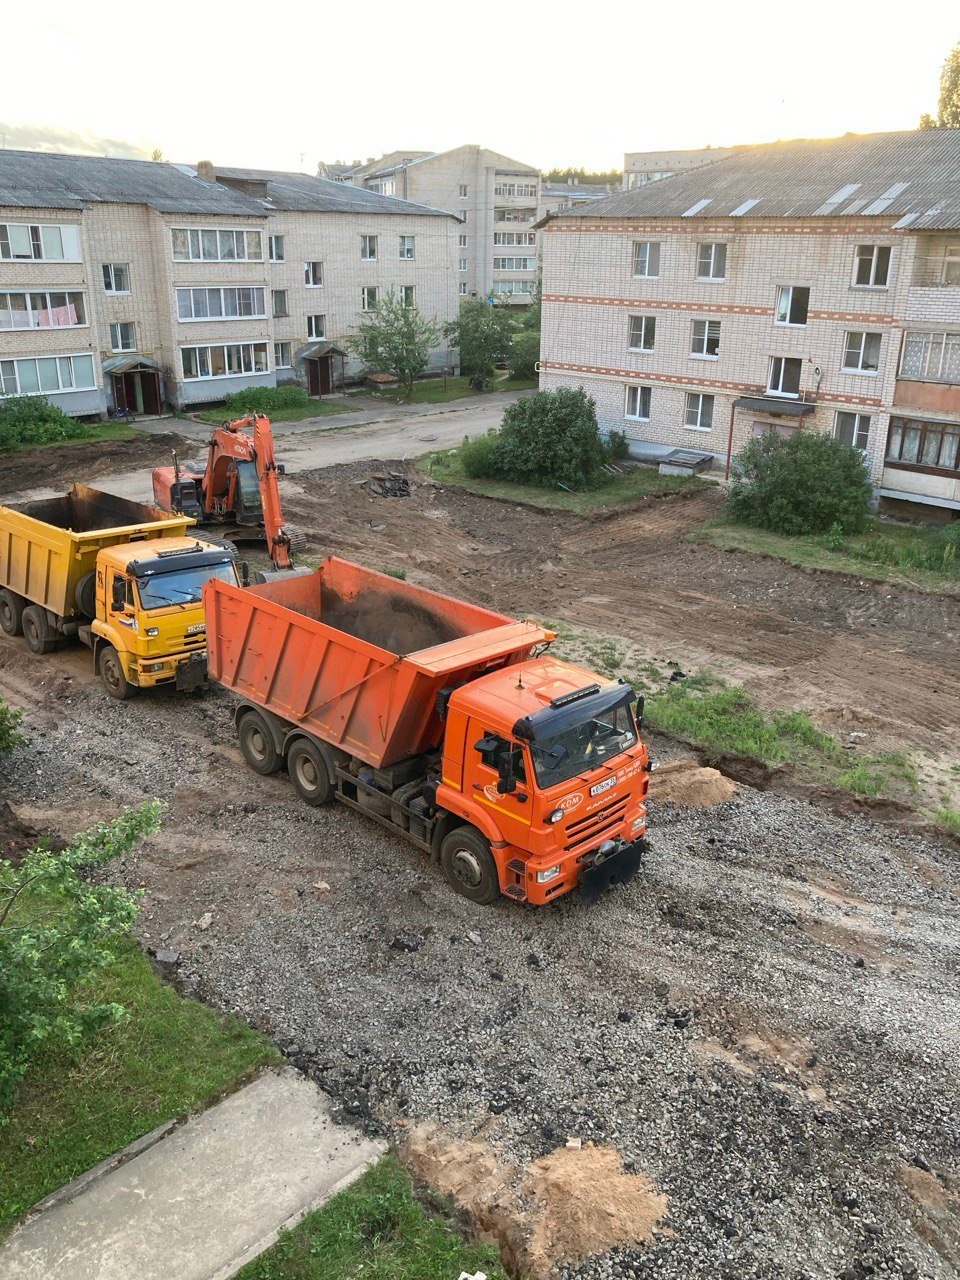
[493,386,607,489]
[507,328,540,380]
[0,397,88,452]
[458,431,501,479]
[0,698,24,756]
[606,429,630,461]
[449,300,515,391]
[219,384,315,417]
[728,430,873,535]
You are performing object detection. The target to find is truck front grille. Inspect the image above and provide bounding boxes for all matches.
[564,797,628,853]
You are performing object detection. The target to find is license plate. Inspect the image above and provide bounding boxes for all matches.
[187,622,206,634]
[590,776,617,797]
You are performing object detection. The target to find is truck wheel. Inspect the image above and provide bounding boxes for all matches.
[287,738,333,806]
[440,827,500,905]
[238,709,282,775]
[75,571,97,620]
[21,605,57,655]
[0,589,25,637]
[99,645,135,700]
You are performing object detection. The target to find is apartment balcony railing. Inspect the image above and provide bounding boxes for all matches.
[900,331,960,384]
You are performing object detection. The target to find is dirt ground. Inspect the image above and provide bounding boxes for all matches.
[0,431,195,492]
[2,455,959,1278]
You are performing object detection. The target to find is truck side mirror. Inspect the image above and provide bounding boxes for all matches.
[496,775,517,795]
[474,735,499,754]
[112,577,126,611]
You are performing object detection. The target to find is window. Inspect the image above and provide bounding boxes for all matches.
[459,184,468,199]
[886,416,960,473]
[459,234,468,248]
[900,331,960,383]
[170,228,262,262]
[768,355,803,397]
[362,286,378,311]
[853,244,890,288]
[835,411,870,452]
[843,331,881,373]
[180,342,269,380]
[102,263,130,293]
[685,392,714,430]
[491,280,533,295]
[274,341,292,368]
[459,258,468,272]
[493,182,537,198]
[110,322,136,352]
[361,235,377,261]
[272,289,288,318]
[399,235,415,260]
[696,242,727,280]
[494,209,536,223]
[493,257,536,271]
[399,285,415,308]
[0,353,96,397]
[691,319,721,358]
[632,241,660,278]
[307,314,325,339]
[494,232,536,247]
[625,385,651,420]
[628,315,655,352]
[0,291,86,330]
[304,261,324,287]
[775,285,809,326]
[269,235,285,262]
[459,282,468,296]
[0,222,81,262]
[176,286,266,320]
[461,211,468,223]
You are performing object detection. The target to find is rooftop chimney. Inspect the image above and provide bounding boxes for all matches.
[196,160,216,183]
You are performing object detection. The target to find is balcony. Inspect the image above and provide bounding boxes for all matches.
[895,331,960,415]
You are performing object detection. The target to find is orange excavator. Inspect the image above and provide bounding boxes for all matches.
[152,414,303,572]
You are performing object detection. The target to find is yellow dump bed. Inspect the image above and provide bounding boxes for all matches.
[0,484,193,619]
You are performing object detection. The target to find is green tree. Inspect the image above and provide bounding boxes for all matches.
[919,41,960,128]
[347,290,440,400]
[0,803,163,1113]
[446,299,515,391]
[507,328,541,380]
[543,167,622,186]
[0,698,24,756]
[727,430,873,536]
[493,386,607,488]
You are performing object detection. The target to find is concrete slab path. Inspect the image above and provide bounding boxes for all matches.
[0,1068,385,1280]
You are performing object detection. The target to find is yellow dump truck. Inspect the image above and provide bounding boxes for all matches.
[0,484,240,699]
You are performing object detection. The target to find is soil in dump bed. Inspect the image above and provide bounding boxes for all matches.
[319,584,463,655]
[12,487,163,533]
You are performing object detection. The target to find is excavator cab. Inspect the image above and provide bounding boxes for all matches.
[232,461,263,525]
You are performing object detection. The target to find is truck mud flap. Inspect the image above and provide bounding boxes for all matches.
[580,839,646,906]
[175,653,208,692]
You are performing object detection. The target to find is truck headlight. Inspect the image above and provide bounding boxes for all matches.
[142,661,165,673]
[146,626,160,637]
[536,865,561,883]
[547,808,564,824]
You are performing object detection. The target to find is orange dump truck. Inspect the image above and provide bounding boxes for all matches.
[205,557,650,906]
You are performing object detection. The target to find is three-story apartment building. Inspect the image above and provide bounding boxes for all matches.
[0,151,460,416]
[538,130,960,514]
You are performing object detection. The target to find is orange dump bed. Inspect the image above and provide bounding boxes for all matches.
[204,556,552,767]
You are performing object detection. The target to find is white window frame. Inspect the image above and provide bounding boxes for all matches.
[767,355,803,397]
[628,315,655,352]
[362,286,379,312]
[272,289,288,318]
[170,227,263,262]
[399,235,415,260]
[0,222,82,263]
[459,282,468,296]
[459,234,468,248]
[0,352,96,397]
[109,321,136,353]
[632,241,660,279]
[691,319,721,359]
[179,342,269,381]
[399,285,415,308]
[269,234,285,262]
[175,286,267,322]
[459,184,468,199]
[493,256,536,272]
[696,242,727,281]
[494,232,536,247]
[853,244,891,289]
[775,285,809,327]
[102,263,130,294]
[360,234,378,261]
[0,290,87,331]
[307,314,325,339]
[842,331,881,375]
[625,384,651,421]
[491,280,533,296]
[304,261,324,287]
[459,258,468,272]
[900,330,960,383]
[274,340,292,369]
[684,392,714,431]
[834,411,870,452]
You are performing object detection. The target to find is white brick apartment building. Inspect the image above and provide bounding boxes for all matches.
[0,151,459,416]
[538,130,960,514]
[327,145,541,306]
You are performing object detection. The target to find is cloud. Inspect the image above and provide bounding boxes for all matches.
[0,121,151,159]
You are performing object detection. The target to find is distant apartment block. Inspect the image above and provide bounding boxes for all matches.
[539,130,960,515]
[622,148,734,190]
[0,151,460,416]
[324,145,541,305]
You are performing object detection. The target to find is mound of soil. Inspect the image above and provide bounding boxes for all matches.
[0,799,61,866]
[649,760,737,807]
[0,431,194,494]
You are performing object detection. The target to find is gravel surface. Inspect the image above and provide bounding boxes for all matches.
[3,646,959,1279]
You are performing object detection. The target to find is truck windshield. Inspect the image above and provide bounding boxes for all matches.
[529,703,638,789]
[137,562,236,609]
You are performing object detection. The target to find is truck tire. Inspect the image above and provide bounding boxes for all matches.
[75,570,97,620]
[439,827,500,905]
[99,645,135,700]
[237,709,282,774]
[287,738,334,806]
[21,605,57,655]
[0,588,25,636]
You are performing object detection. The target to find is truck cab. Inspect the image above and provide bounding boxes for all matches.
[91,537,240,699]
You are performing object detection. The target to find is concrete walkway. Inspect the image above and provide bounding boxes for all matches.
[0,1069,385,1280]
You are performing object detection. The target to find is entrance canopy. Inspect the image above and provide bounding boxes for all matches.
[102,354,162,376]
[294,341,346,362]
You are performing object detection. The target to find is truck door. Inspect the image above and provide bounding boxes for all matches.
[108,571,137,635]
[468,723,532,848]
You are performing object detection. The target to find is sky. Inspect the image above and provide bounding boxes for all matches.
[1,0,957,173]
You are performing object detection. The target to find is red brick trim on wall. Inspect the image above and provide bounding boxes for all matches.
[541,293,896,325]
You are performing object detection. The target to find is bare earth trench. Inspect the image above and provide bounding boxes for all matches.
[2,447,960,1278]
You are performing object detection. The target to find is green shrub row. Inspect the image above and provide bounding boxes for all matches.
[0,397,90,452]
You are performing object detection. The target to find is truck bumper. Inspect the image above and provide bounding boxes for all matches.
[579,838,646,906]
[132,650,207,690]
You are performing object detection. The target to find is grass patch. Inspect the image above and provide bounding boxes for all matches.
[422,447,711,514]
[701,516,960,592]
[366,372,538,406]
[0,934,278,1229]
[934,807,960,837]
[1,421,142,454]
[236,1155,507,1280]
